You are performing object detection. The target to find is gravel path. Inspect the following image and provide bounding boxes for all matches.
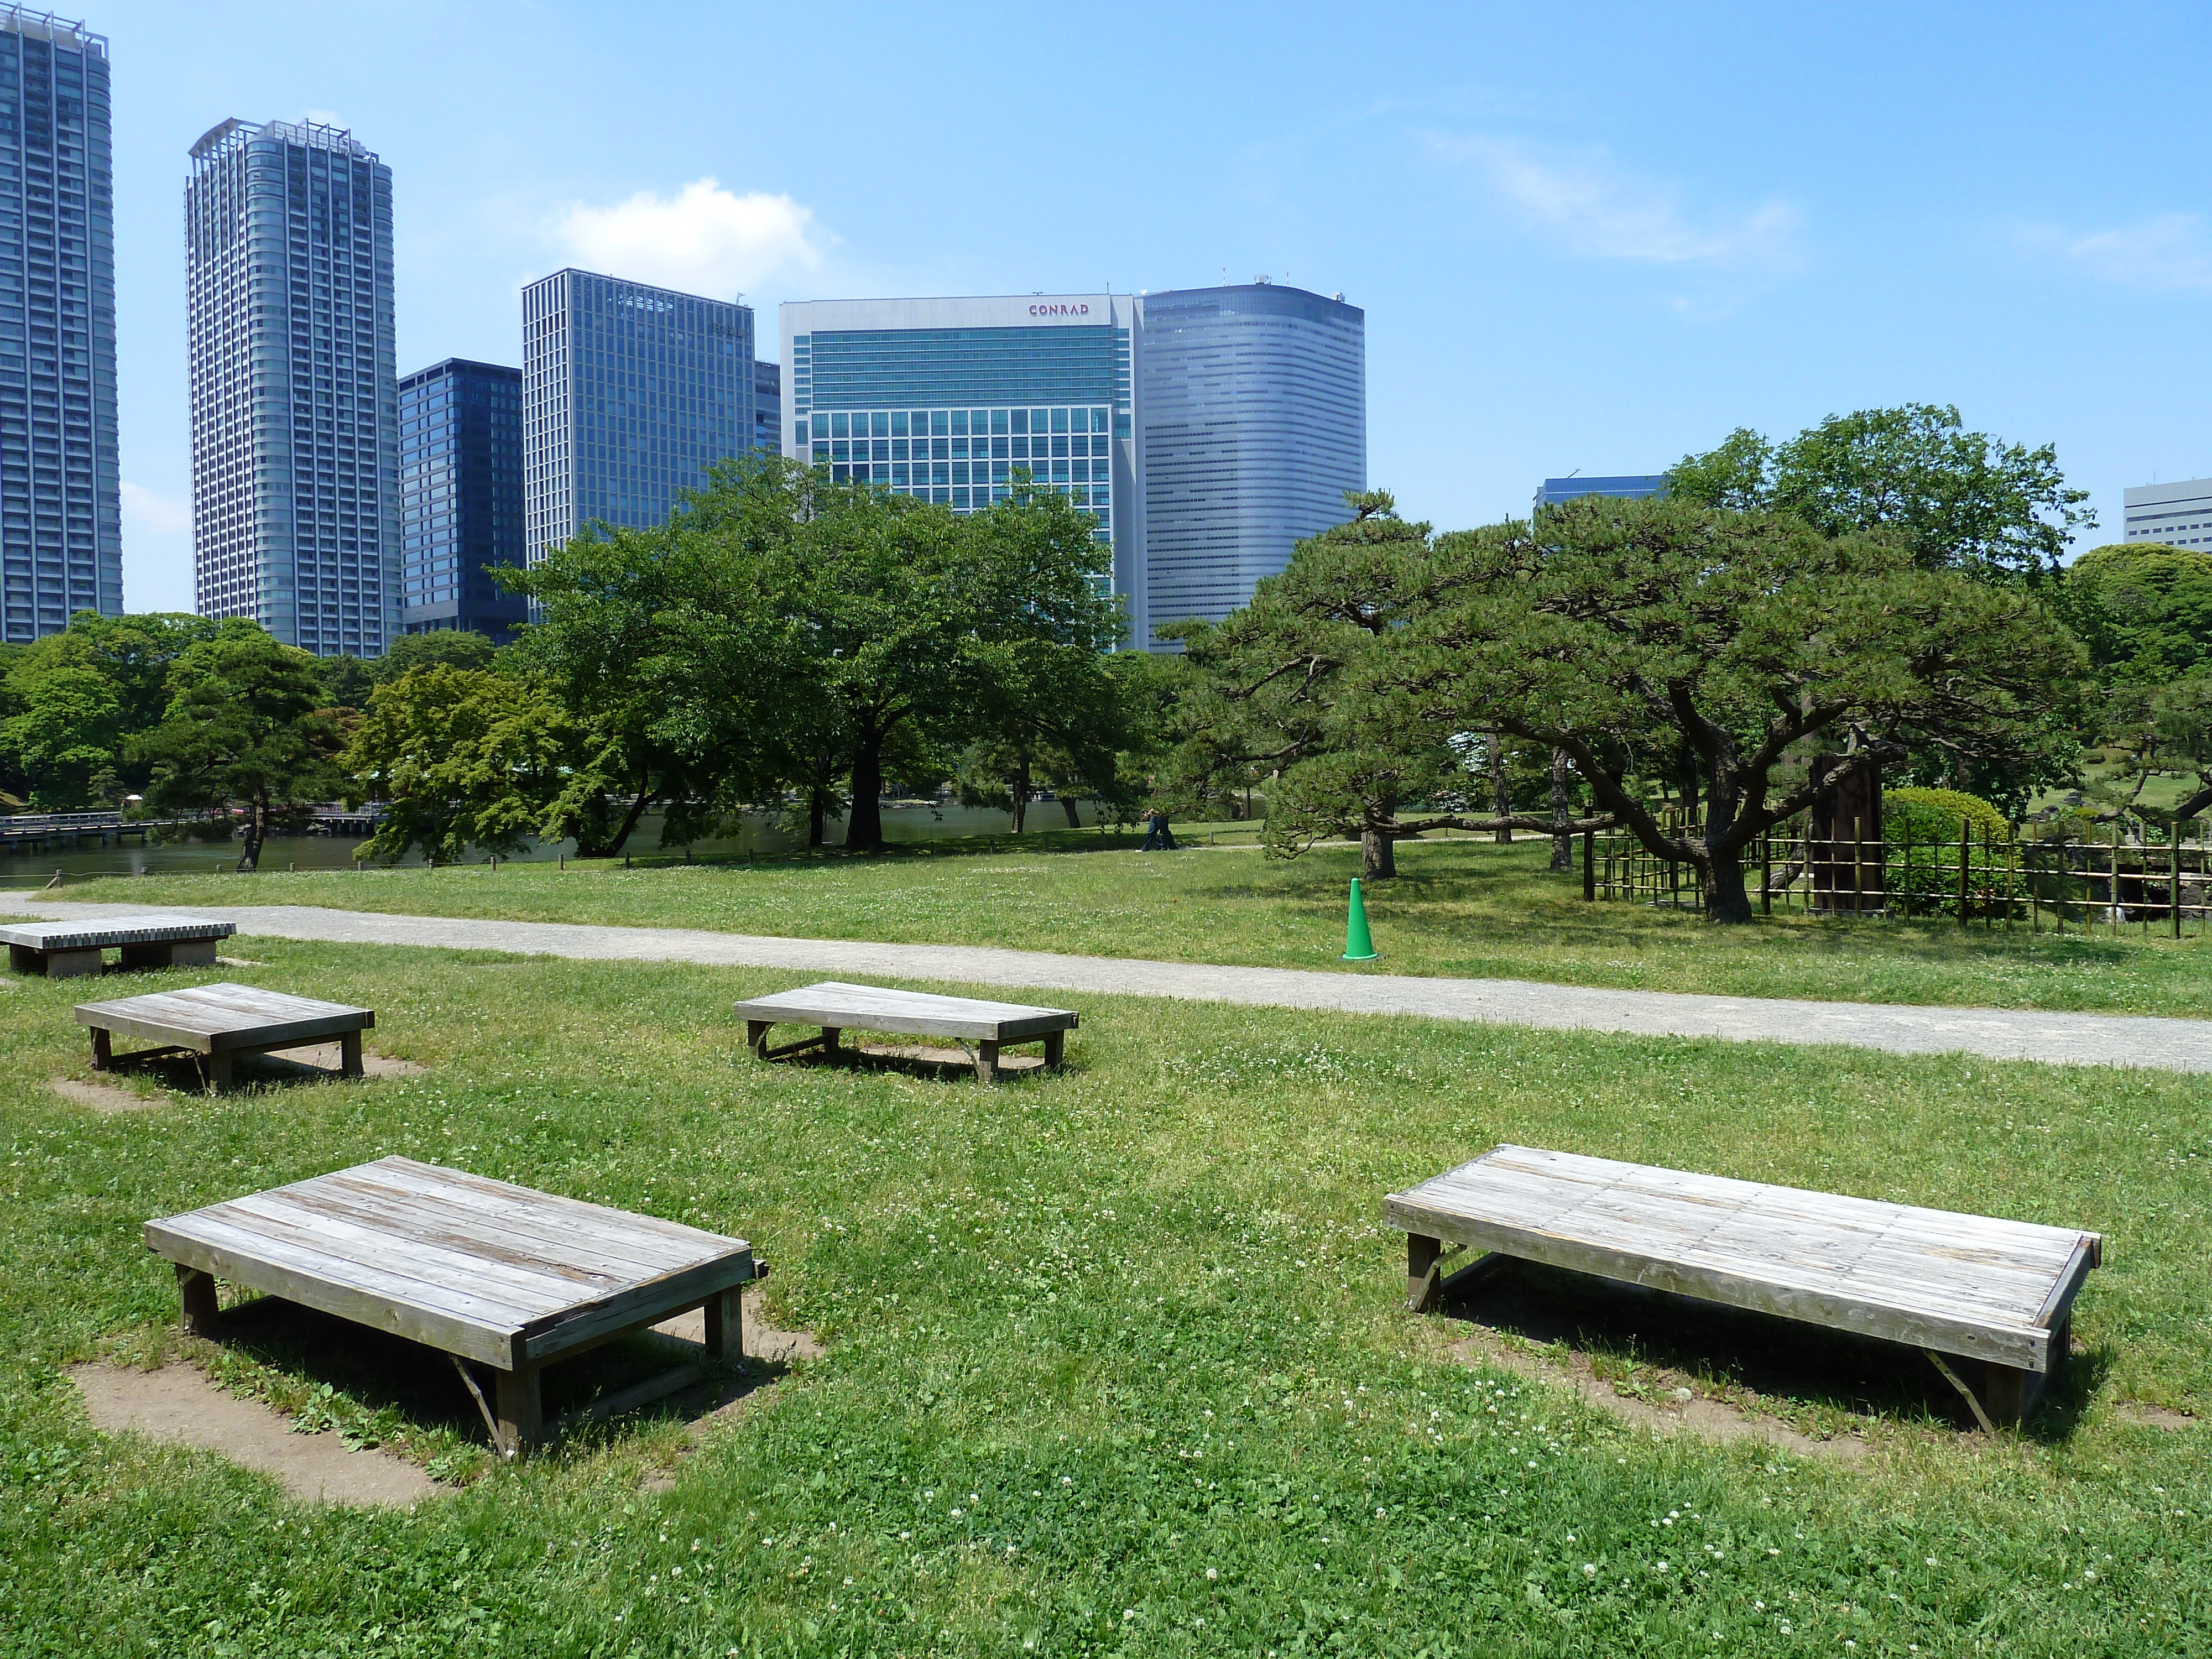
[5,893,2206,1071]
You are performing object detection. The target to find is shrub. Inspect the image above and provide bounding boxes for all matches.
[1882,788,2011,916]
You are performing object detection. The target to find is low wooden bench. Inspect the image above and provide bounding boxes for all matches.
[733,980,1078,1082]
[77,982,375,1090]
[3,914,235,978]
[1385,1144,2101,1428]
[144,1156,763,1455]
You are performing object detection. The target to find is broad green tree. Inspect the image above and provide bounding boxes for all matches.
[342,664,597,864]
[132,622,346,870]
[1668,404,2094,578]
[1398,495,2086,921]
[2057,541,2212,685]
[0,611,219,807]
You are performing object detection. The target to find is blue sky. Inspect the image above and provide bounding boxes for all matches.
[97,1,2212,612]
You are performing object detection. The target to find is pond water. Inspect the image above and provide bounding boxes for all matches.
[0,800,1106,885]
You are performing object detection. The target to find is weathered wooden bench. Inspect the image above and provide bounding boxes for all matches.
[76,982,375,1090]
[3,915,235,978]
[732,980,1078,1082]
[144,1156,763,1455]
[1385,1144,2101,1428]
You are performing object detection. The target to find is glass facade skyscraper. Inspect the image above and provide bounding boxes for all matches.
[779,286,1363,648]
[520,268,754,569]
[1136,284,1364,640]
[752,358,779,455]
[780,294,1134,606]
[0,5,118,641]
[1532,474,1666,517]
[399,358,524,643]
[186,117,397,656]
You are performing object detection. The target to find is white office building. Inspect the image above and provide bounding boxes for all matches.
[2123,478,2212,549]
[780,283,1364,647]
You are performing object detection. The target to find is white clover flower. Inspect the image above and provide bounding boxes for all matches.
[1206,1568,1218,1581]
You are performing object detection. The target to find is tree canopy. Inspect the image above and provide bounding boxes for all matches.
[1667,404,2095,578]
[2057,541,2212,686]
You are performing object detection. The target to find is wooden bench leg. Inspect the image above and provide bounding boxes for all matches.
[821,1026,841,1062]
[702,1286,744,1365]
[88,1026,113,1071]
[975,1040,999,1083]
[176,1264,220,1337]
[495,1363,543,1455]
[1981,1361,2043,1427]
[7,942,40,975]
[43,947,104,979]
[1407,1233,1442,1312]
[204,1050,233,1093]
[339,1030,364,1079]
[747,1019,771,1060]
[168,939,220,969]
[1043,1030,1066,1069]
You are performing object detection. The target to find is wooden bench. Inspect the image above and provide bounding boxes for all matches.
[144,1156,763,1455]
[3,914,235,978]
[733,980,1078,1082]
[76,982,375,1090]
[1385,1144,2100,1428]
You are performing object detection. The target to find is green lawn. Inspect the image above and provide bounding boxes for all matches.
[52,829,2212,1017]
[2,938,2206,1655]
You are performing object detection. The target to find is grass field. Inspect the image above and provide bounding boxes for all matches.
[2,936,2208,1655]
[46,829,2212,1018]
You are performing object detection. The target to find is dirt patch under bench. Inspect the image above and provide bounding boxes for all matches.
[51,1076,160,1113]
[2114,1401,2197,1430]
[69,1362,447,1507]
[1447,1329,1869,1460]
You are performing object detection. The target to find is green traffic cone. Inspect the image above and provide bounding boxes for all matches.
[1342,877,1379,961]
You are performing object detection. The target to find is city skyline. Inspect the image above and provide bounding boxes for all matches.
[36,2,2212,614]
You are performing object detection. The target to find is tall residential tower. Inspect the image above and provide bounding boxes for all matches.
[399,358,524,643]
[0,5,119,641]
[186,117,397,656]
[780,284,1364,646]
[520,269,754,570]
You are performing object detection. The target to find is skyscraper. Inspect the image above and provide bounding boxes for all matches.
[520,269,754,570]
[186,117,397,656]
[779,293,1134,604]
[778,284,1365,647]
[1532,474,1667,517]
[1136,283,1364,639]
[399,358,525,643]
[752,358,780,455]
[0,5,119,642]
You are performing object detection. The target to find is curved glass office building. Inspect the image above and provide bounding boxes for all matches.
[781,284,1363,648]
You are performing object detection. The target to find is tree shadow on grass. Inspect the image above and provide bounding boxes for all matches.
[206,1293,794,1453]
[1439,1258,2096,1437]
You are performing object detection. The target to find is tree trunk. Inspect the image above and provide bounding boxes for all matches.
[1549,748,1573,872]
[235,797,266,872]
[1061,794,1082,828]
[846,731,885,853]
[1489,726,1512,844]
[808,782,828,848]
[1362,828,1397,880]
[1011,754,1030,834]
[1702,848,1756,924]
[592,787,656,858]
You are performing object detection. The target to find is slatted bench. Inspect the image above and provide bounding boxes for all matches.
[733,980,1078,1082]
[1385,1144,2101,1428]
[144,1156,764,1455]
[77,982,375,1090]
[3,915,234,978]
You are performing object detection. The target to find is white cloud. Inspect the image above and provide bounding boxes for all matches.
[2018,212,2212,295]
[1430,134,1801,269]
[550,178,827,299]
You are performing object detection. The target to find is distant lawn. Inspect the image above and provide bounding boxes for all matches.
[49,829,2212,1018]
[2,937,2206,1654]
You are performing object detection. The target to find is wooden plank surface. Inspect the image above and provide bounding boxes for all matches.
[733,980,1078,1042]
[1384,1144,2099,1372]
[144,1157,755,1370]
[0,915,235,951]
[76,982,373,1053]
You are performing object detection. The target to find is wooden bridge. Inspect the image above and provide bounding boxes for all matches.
[0,811,228,855]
